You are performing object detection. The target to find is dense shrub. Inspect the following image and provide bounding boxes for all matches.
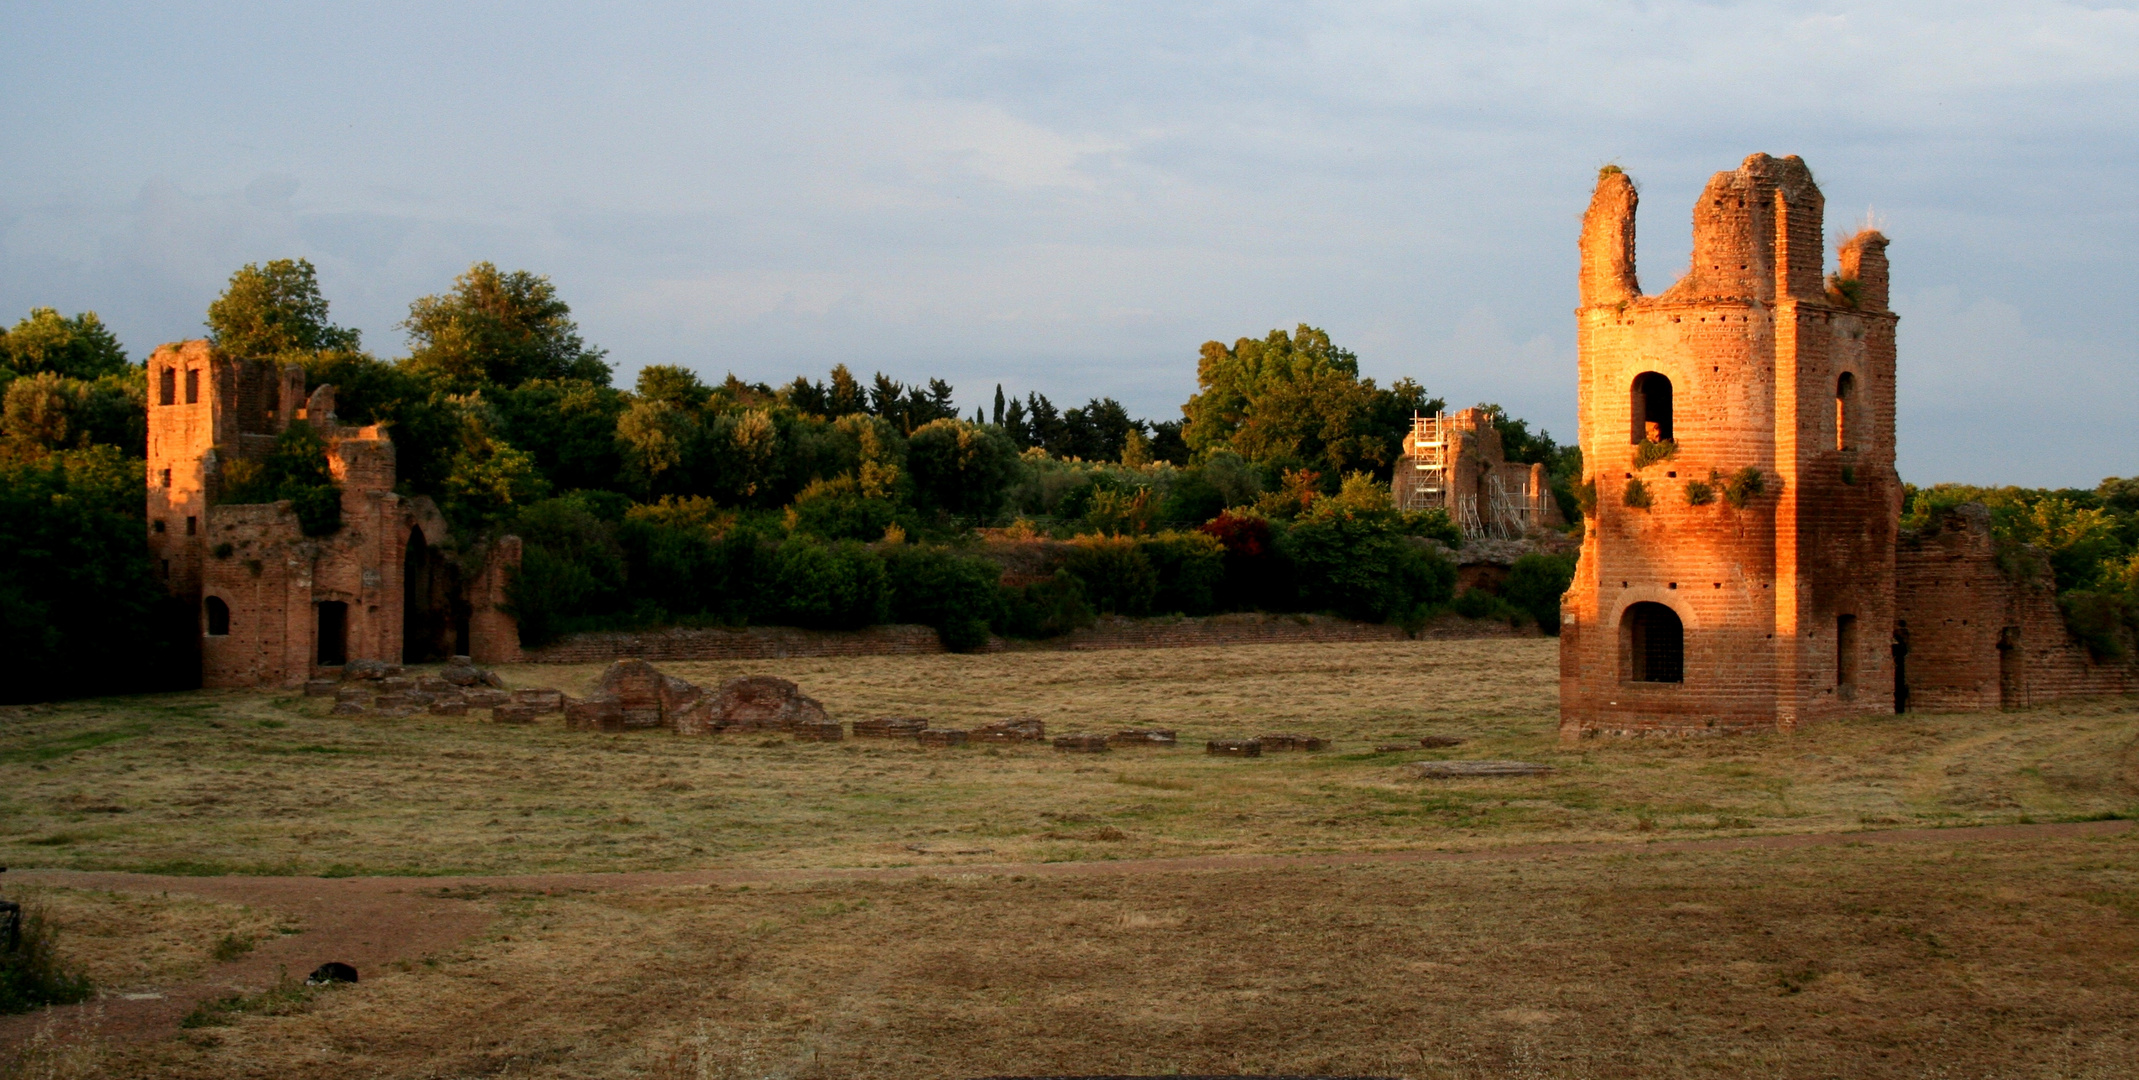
[0,446,188,702]
[788,475,897,542]
[996,571,1096,639]
[769,539,889,630]
[1062,536,1159,616]
[1200,509,1293,612]
[883,545,1002,651]
[905,418,1021,520]
[1281,477,1456,623]
[1140,530,1226,615]
[1503,551,1578,633]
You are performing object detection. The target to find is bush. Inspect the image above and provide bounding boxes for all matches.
[1632,438,1677,471]
[2059,590,2133,660]
[0,446,187,702]
[1722,467,1769,508]
[1623,476,1652,510]
[502,495,628,645]
[770,539,888,630]
[905,418,1021,521]
[1063,536,1158,616]
[1452,586,1522,623]
[1503,551,1578,633]
[788,475,897,542]
[884,545,1002,651]
[1400,508,1462,547]
[996,571,1096,639]
[1200,509,1293,611]
[1282,499,1456,624]
[1140,530,1226,615]
[1683,478,1716,506]
[0,902,93,1015]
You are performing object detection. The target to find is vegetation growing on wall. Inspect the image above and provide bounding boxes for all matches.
[1905,480,2139,655]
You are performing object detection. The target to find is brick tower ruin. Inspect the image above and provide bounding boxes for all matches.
[146,340,520,688]
[1559,154,1900,736]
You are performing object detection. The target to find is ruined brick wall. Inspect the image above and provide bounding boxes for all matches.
[1896,505,2137,709]
[467,535,525,666]
[1394,407,1564,532]
[150,341,522,686]
[1560,155,1901,736]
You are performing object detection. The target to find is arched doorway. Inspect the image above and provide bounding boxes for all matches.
[204,596,231,637]
[1623,601,1684,683]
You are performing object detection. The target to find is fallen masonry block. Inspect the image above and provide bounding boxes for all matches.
[440,657,485,687]
[1109,728,1178,748]
[791,721,844,742]
[341,659,399,681]
[464,688,511,708]
[1206,738,1262,757]
[1052,733,1111,753]
[1419,735,1466,748]
[416,675,455,694]
[490,704,543,725]
[333,685,368,703]
[303,679,339,697]
[1258,734,1328,752]
[372,692,417,711]
[563,696,626,732]
[510,688,565,715]
[428,699,468,717]
[916,728,969,747]
[380,676,416,694]
[971,716,1046,742]
[853,717,930,738]
[403,690,437,707]
[1407,760,1554,778]
[697,675,830,734]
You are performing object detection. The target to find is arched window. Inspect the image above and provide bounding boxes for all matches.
[204,596,231,637]
[1835,371,1858,452]
[1623,601,1684,683]
[1631,372,1673,444]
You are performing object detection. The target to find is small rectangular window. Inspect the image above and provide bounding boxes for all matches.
[185,368,199,404]
[1837,614,1858,692]
[186,516,197,535]
[159,367,176,405]
[160,468,172,488]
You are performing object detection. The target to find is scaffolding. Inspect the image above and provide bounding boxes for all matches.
[1402,413,1449,513]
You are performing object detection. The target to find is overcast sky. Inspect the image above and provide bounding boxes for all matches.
[4,1,2134,486]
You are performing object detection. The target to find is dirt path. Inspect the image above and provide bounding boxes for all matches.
[4,817,2130,1051]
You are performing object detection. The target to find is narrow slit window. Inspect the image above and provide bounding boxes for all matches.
[184,367,200,404]
[159,366,176,405]
[1836,371,1858,452]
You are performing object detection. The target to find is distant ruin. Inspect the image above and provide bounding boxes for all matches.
[146,340,520,688]
[1559,154,2133,737]
[1392,406,1564,539]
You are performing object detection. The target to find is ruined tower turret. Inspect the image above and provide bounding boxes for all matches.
[1559,154,1900,735]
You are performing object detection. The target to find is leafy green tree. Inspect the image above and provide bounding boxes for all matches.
[437,397,551,532]
[490,379,627,492]
[1281,473,1455,622]
[1503,551,1578,633]
[401,262,610,388]
[1183,324,1440,484]
[771,539,889,629]
[217,421,343,536]
[883,545,1001,650]
[788,475,899,542]
[0,308,130,380]
[1,371,147,459]
[1062,536,1159,616]
[206,259,362,359]
[0,446,180,702]
[906,418,1021,520]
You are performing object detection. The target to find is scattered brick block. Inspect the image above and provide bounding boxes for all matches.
[563,696,625,732]
[416,675,455,694]
[440,657,485,687]
[464,688,511,708]
[1206,738,1262,757]
[916,728,969,747]
[490,703,542,725]
[341,659,399,681]
[303,679,339,697]
[853,717,929,738]
[1108,728,1177,747]
[1052,733,1111,753]
[333,685,368,704]
[971,716,1046,742]
[790,721,844,742]
[510,688,565,714]
[428,699,468,717]
[380,676,416,694]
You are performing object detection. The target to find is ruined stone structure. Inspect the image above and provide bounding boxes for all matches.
[1559,155,2133,736]
[1392,407,1564,538]
[145,340,520,688]
[1560,155,1900,735]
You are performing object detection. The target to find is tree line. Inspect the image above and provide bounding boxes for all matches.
[1,258,1589,698]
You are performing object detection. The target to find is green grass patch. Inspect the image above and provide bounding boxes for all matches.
[0,723,150,764]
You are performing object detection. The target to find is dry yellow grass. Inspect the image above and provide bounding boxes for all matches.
[92,830,2139,1079]
[1,640,2134,876]
[2,888,296,994]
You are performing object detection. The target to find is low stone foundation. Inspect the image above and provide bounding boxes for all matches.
[519,612,1534,665]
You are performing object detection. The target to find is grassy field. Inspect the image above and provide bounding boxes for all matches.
[78,830,2139,1079]
[1,640,2136,877]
